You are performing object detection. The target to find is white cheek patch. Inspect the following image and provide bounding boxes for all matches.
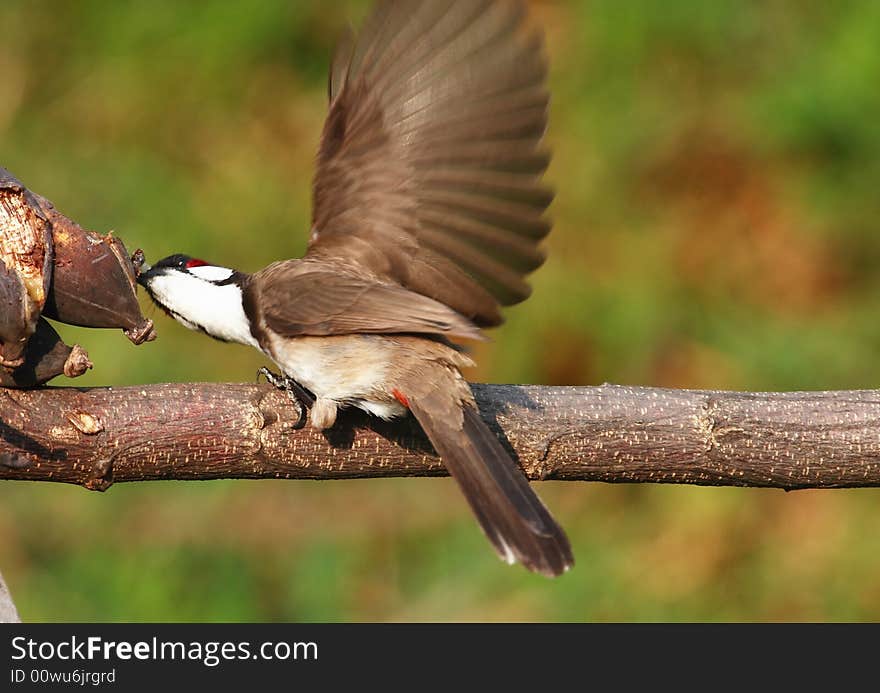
[149,273,191,310]
[188,265,235,282]
[147,272,258,348]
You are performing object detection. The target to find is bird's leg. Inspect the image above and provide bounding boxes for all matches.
[310,398,338,430]
[257,367,315,429]
[257,366,289,391]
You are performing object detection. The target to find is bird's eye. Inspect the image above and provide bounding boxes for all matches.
[185,258,208,269]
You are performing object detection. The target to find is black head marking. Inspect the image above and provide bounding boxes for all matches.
[153,254,211,270]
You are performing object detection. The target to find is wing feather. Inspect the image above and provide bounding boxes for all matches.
[309,0,552,327]
[250,260,483,340]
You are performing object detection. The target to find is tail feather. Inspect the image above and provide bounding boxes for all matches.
[409,394,574,577]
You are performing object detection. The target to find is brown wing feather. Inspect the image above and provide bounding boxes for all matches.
[249,260,483,340]
[309,0,552,327]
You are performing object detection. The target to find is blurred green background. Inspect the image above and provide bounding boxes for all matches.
[2,0,880,622]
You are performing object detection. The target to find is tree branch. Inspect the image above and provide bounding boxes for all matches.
[1,382,878,490]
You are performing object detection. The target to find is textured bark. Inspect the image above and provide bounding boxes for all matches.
[1,382,879,490]
[0,168,53,368]
[0,166,154,393]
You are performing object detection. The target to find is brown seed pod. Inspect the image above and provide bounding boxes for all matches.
[0,168,53,368]
[0,317,92,388]
[38,197,156,344]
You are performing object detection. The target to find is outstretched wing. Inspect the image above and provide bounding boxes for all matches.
[248,260,483,341]
[308,0,552,328]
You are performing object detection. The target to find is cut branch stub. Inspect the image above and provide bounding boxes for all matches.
[38,195,155,344]
[0,317,92,387]
[0,166,156,387]
[0,168,53,368]
[0,259,30,364]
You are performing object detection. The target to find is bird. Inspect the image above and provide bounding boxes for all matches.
[138,0,573,577]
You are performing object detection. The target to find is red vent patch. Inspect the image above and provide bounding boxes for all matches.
[392,389,410,408]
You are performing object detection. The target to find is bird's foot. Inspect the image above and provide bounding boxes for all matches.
[257,367,315,429]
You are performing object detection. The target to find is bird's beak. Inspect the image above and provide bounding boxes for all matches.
[136,265,157,288]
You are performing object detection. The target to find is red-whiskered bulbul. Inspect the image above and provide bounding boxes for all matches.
[139,0,573,577]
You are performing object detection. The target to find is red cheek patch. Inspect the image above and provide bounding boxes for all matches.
[392,389,410,408]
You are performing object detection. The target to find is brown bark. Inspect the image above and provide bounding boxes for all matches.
[0,166,154,385]
[1,382,878,491]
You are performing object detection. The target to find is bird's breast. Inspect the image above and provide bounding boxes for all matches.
[262,332,395,404]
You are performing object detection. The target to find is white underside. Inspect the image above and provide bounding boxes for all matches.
[264,331,407,420]
[357,399,407,420]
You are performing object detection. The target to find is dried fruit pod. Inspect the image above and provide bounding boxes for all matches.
[0,317,92,388]
[39,197,155,344]
[0,168,53,367]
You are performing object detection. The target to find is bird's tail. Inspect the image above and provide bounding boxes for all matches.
[407,387,574,577]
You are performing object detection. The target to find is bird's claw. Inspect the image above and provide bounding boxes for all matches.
[257,366,286,389]
[257,367,314,429]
